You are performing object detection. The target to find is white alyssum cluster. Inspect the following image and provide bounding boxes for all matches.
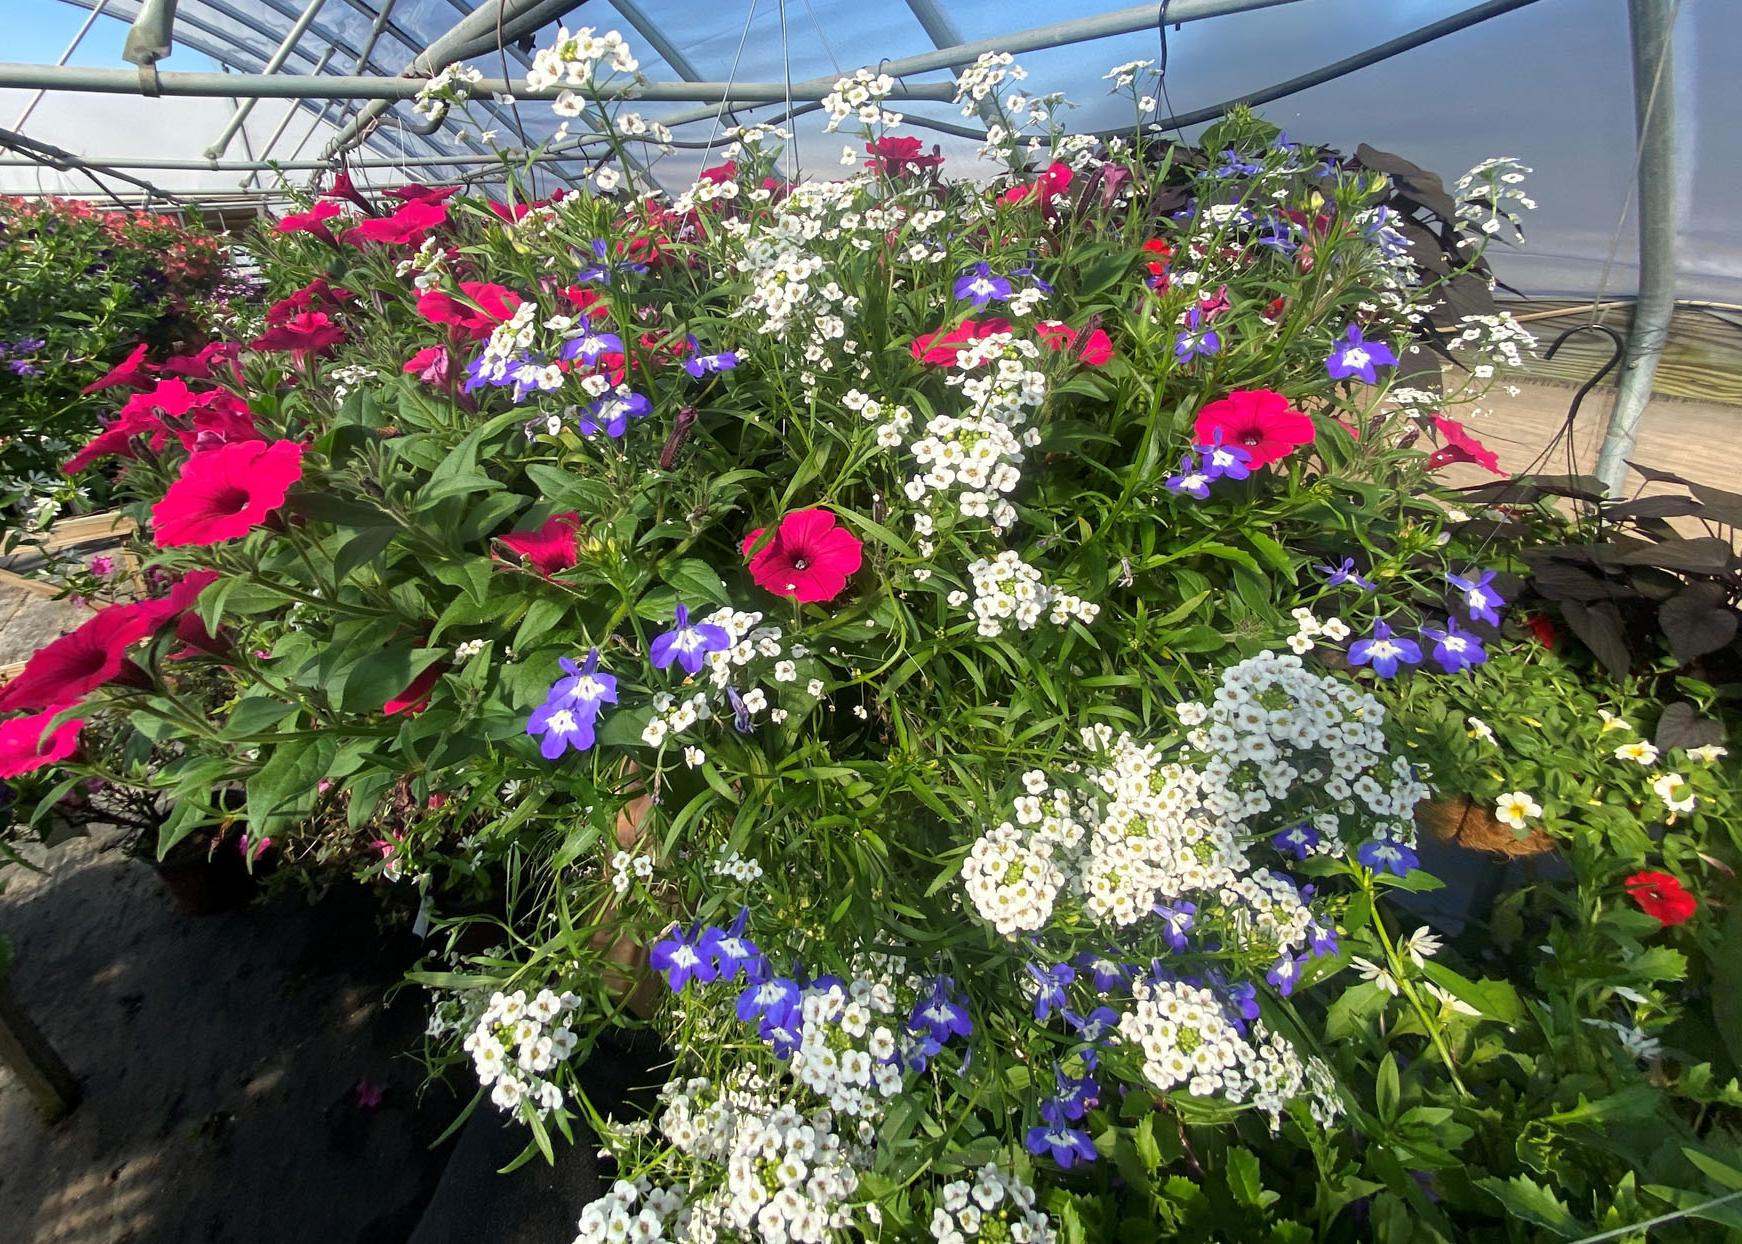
[785,963,929,1120]
[929,1164,1055,1244]
[526,26,640,94]
[953,52,1028,115]
[640,608,800,748]
[820,67,902,132]
[1455,156,1536,242]
[1286,607,1351,654]
[431,986,583,1116]
[571,1180,685,1244]
[711,847,765,884]
[1448,311,1537,374]
[1117,978,1343,1129]
[962,551,1098,637]
[413,63,483,121]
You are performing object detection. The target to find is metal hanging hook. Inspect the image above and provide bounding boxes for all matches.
[1543,322,1626,441]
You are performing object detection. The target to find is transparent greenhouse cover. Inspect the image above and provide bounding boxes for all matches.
[1,0,1738,300]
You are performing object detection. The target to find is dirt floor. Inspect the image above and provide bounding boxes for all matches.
[0,831,462,1243]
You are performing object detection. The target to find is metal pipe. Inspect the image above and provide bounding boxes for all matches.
[204,0,332,158]
[610,0,706,81]
[0,62,961,102]
[11,0,111,132]
[242,46,334,188]
[1595,0,1679,495]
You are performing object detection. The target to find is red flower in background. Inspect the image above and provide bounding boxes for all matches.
[347,199,446,245]
[1427,414,1504,475]
[697,162,737,185]
[266,277,353,325]
[321,170,375,214]
[276,199,342,244]
[1625,871,1697,927]
[0,604,155,713]
[384,664,444,716]
[1523,613,1558,648]
[384,183,457,204]
[1142,238,1173,291]
[1260,295,1288,322]
[403,345,452,385]
[742,509,863,604]
[82,343,154,394]
[865,136,944,177]
[250,312,347,358]
[0,709,86,779]
[558,286,611,319]
[911,318,1014,366]
[1193,389,1316,469]
[498,512,582,577]
[159,341,242,382]
[152,439,306,548]
[999,162,1072,212]
[1035,321,1113,367]
[416,282,523,338]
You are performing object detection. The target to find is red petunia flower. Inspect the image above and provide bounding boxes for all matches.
[266,277,354,326]
[61,403,165,474]
[911,318,1014,366]
[347,199,446,245]
[383,183,457,204]
[498,512,582,577]
[403,345,452,385]
[1625,870,1697,927]
[82,342,154,394]
[0,604,155,713]
[136,569,222,634]
[1427,414,1504,475]
[1192,389,1316,469]
[1524,612,1558,649]
[0,708,86,779]
[1035,321,1113,367]
[416,282,523,339]
[152,440,306,548]
[865,136,944,177]
[250,312,347,358]
[697,161,737,185]
[384,664,443,716]
[1260,295,1288,322]
[742,509,863,604]
[321,170,375,214]
[158,341,242,382]
[276,198,343,244]
[999,162,1072,212]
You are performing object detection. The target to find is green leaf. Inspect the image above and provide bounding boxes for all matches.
[287,492,395,528]
[1420,962,1521,1025]
[514,594,571,652]
[1683,1147,1742,1191]
[1474,1175,1587,1239]
[222,696,300,739]
[1226,1147,1278,1210]
[662,558,730,608]
[334,525,397,583]
[1375,1053,1400,1123]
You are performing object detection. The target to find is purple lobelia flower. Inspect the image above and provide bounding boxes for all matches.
[650,923,716,993]
[1174,305,1222,363]
[1317,557,1376,590]
[1214,148,1262,177]
[1165,453,1213,500]
[1222,980,1261,1033]
[1446,569,1505,626]
[1153,901,1196,952]
[576,237,647,285]
[1062,1006,1117,1043]
[953,262,1012,308]
[1308,921,1340,958]
[1266,952,1310,998]
[736,975,801,1027]
[726,686,753,733]
[1042,1065,1100,1122]
[649,603,732,676]
[559,324,623,364]
[546,649,618,717]
[1196,431,1252,482]
[525,695,598,758]
[1074,952,1132,995]
[578,387,652,438]
[1026,961,1075,1020]
[1273,823,1319,860]
[1255,216,1298,254]
[1026,1123,1098,1168]
[700,908,767,982]
[1357,835,1419,877]
[1325,324,1398,384]
[1420,617,1488,673]
[1348,620,1422,679]
[681,335,740,378]
[908,977,973,1042]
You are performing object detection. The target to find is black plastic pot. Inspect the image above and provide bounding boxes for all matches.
[152,834,261,916]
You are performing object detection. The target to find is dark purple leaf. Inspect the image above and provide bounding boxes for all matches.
[1606,495,1704,521]
[1626,460,1694,487]
[1559,599,1632,679]
[1614,537,1737,575]
[1689,483,1742,528]
[1658,583,1740,662]
[1655,701,1727,752]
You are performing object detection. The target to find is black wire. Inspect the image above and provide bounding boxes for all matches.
[1154,0,1188,146]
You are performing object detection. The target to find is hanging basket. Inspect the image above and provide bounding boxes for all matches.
[1417,795,1556,858]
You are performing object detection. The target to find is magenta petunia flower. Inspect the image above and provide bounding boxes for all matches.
[1191,389,1316,470]
[346,199,446,246]
[498,512,582,577]
[275,198,343,244]
[1427,414,1503,475]
[741,509,863,604]
[0,605,155,713]
[250,311,347,358]
[152,440,306,548]
[81,342,154,394]
[0,708,86,778]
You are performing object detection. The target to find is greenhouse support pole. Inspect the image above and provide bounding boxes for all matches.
[204,0,331,159]
[1594,0,1678,495]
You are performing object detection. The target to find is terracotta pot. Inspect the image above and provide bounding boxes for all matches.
[1418,795,1556,858]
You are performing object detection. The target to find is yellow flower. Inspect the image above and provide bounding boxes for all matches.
[1598,709,1632,734]
[1494,790,1542,830]
[1614,741,1660,766]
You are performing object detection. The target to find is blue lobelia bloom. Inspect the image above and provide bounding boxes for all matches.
[1317,557,1377,591]
[736,975,802,1027]
[576,237,648,285]
[558,324,623,364]
[1010,261,1053,294]
[1196,431,1253,482]
[1265,952,1310,998]
[525,696,598,758]
[1273,822,1320,860]
[1074,952,1132,995]
[1255,216,1298,254]
[1357,836,1420,877]
[1421,617,1489,673]
[1165,453,1213,500]
[1325,324,1399,384]
[700,908,767,983]
[725,686,753,734]
[650,603,732,676]
[579,387,652,438]
[1348,620,1423,679]
[1153,901,1196,952]
[1222,980,1262,1034]
[1307,921,1340,958]
[953,262,1013,308]
[908,978,973,1043]
[1062,1006,1118,1043]
[1026,1123,1098,1169]
[546,649,619,718]
[682,335,740,378]
[1026,961,1076,1021]
[1174,305,1222,363]
[1041,1066,1099,1122]
[1446,569,1505,626]
[1213,148,1263,177]
[650,923,717,993]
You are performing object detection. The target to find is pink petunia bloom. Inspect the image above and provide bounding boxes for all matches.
[1192,389,1316,470]
[61,404,166,474]
[158,341,242,382]
[0,605,155,713]
[1427,414,1503,475]
[742,509,863,604]
[697,162,737,185]
[1035,321,1113,367]
[250,312,347,359]
[865,136,944,177]
[911,318,1014,366]
[1197,285,1232,321]
[275,198,343,244]
[0,708,85,779]
[416,282,523,339]
[135,569,222,634]
[265,277,354,326]
[998,162,1072,213]
[383,184,457,204]
[321,170,375,214]
[383,664,443,716]
[403,345,451,385]
[498,512,582,577]
[346,199,446,245]
[152,440,306,548]
[82,342,154,394]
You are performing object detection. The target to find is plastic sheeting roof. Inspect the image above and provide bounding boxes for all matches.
[7,0,1742,300]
